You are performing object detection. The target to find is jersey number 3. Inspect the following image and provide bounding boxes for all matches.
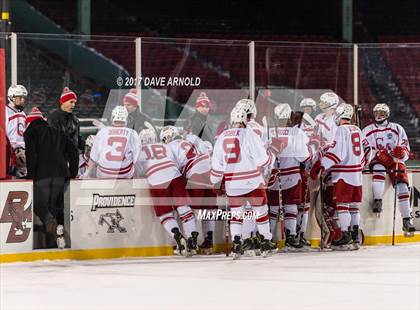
[105,137,128,161]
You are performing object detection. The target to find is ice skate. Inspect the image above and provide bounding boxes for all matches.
[171,228,188,256]
[260,239,274,257]
[331,231,352,251]
[198,231,213,255]
[350,225,361,250]
[402,218,415,237]
[284,229,303,252]
[232,235,242,260]
[299,232,311,250]
[242,237,255,257]
[253,233,262,256]
[372,199,382,217]
[187,231,199,255]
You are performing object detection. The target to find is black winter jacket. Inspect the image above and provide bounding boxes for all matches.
[48,108,84,151]
[24,119,79,180]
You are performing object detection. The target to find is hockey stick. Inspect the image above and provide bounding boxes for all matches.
[224,195,230,256]
[319,176,325,250]
[392,161,398,246]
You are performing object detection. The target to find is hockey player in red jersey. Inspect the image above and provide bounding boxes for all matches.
[362,103,415,236]
[210,105,273,259]
[311,104,370,250]
[135,128,199,256]
[5,85,28,178]
[267,103,311,249]
[84,106,140,179]
[160,125,216,254]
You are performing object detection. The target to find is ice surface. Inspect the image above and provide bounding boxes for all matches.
[1,244,419,310]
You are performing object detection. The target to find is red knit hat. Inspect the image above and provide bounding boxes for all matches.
[60,87,77,104]
[123,89,139,107]
[195,92,210,108]
[26,107,44,126]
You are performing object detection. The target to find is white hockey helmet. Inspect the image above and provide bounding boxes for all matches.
[111,105,128,124]
[230,105,248,125]
[274,103,292,120]
[8,84,28,104]
[373,103,390,122]
[235,98,257,118]
[139,128,157,145]
[335,103,354,125]
[319,92,339,110]
[160,125,180,143]
[85,135,95,148]
[299,98,316,109]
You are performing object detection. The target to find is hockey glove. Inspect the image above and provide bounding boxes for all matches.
[310,160,324,180]
[391,146,406,160]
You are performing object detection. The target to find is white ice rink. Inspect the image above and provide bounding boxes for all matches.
[1,243,419,310]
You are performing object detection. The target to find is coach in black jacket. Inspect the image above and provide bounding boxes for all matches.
[48,87,84,151]
[189,92,213,143]
[123,88,155,133]
[24,107,78,243]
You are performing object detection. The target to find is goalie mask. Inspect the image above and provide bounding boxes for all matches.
[160,125,180,143]
[139,128,157,145]
[373,103,390,124]
[319,92,339,111]
[235,99,257,119]
[111,105,128,124]
[8,84,28,111]
[334,104,354,125]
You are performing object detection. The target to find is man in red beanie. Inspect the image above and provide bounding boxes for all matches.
[25,107,78,249]
[123,88,155,134]
[48,87,84,151]
[189,91,213,143]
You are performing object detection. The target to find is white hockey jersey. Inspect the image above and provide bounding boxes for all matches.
[167,139,211,178]
[322,124,368,186]
[267,126,310,190]
[90,126,140,178]
[362,122,410,162]
[247,119,264,139]
[5,105,26,150]
[211,127,272,196]
[185,133,212,155]
[315,113,337,145]
[135,142,181,186]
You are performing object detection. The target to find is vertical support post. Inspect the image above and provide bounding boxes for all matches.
[135,37,142,112]
[11,32,16,85]
[353,44,360,126]
[249,41,255,102]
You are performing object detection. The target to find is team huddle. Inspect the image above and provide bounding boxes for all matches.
[5,85,416,258]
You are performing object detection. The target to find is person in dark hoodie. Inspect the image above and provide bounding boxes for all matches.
[189,92,213,143]
[48,87,84,151]
[123,88,155,133]
[24,107,79,248]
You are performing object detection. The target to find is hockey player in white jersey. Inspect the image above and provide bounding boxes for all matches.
[85,106,140,179]
[315,92,339,146]
[135,128,199,256]
[211,106,274,258]
[5,85,28,178]
[299,98,317,138]
[267,103,311,249]
[234,99,266,253]
[311,104,370,249]
[160,125,215,254]
[362,103,415,236]
[78,135,95,177]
